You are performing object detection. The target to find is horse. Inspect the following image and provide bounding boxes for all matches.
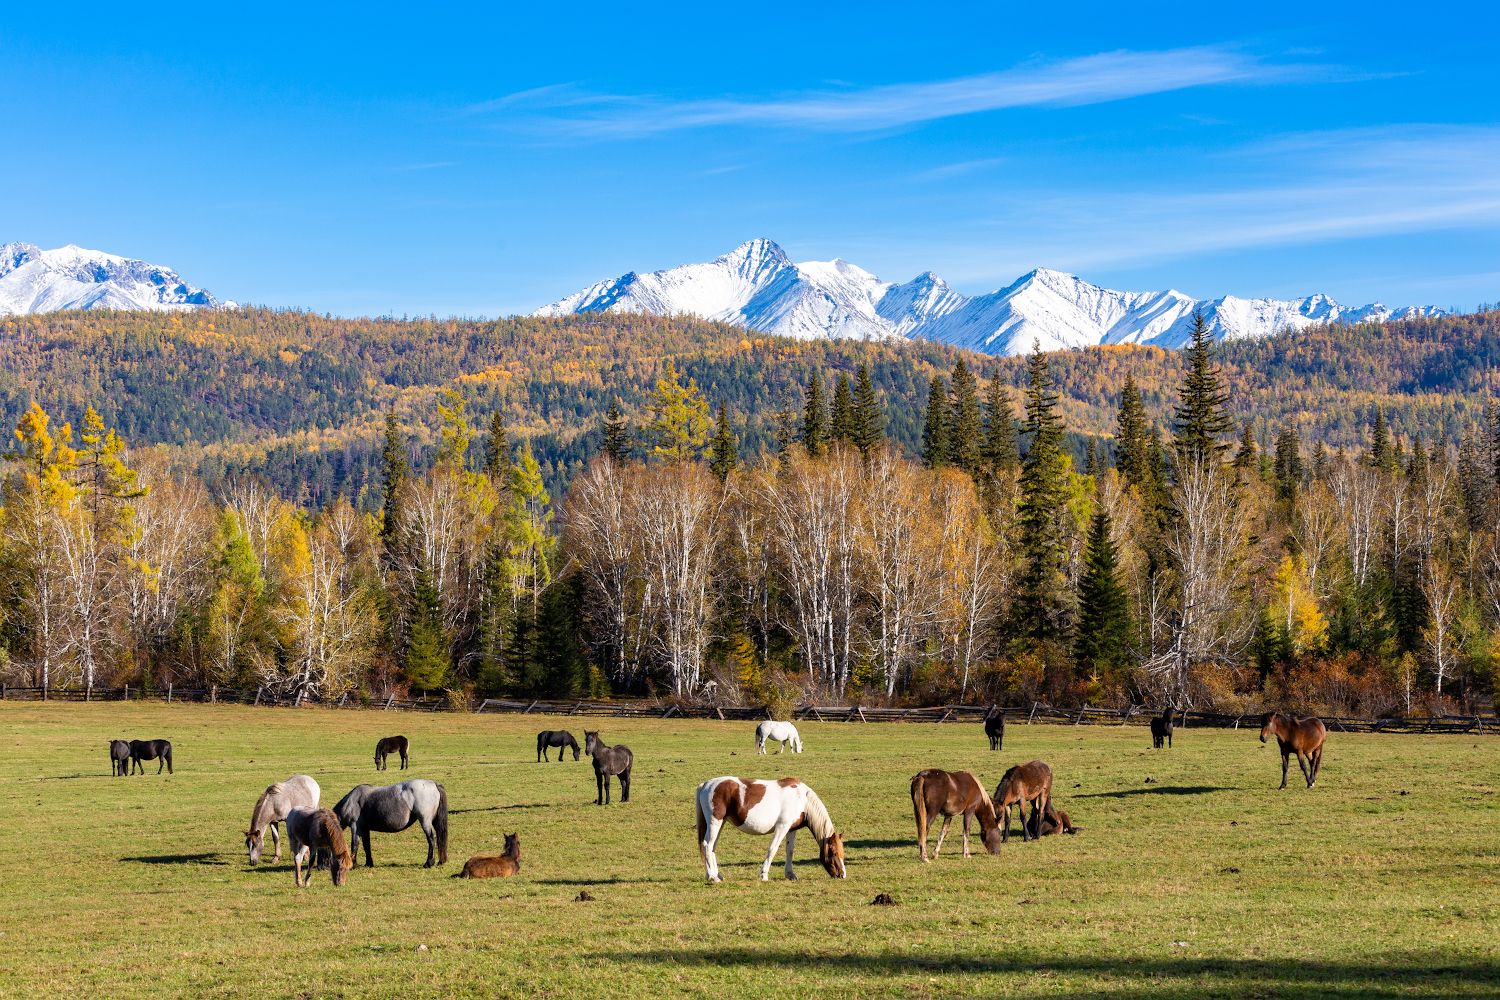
[1035,803,1080,836]
[993,760,1053,842]
[333,779,449,868]
[910,768,1002,861]
[374,735,409,771]
[1150,707,1175,749]
[244,775,321,865]
[285,807,353,887]
[536,730,580,763]
[128,739,173,775]
[453,834,521,879]
[108,740,130,777]
[695,776,846,882]
[1260,712,1328,789]
[584,731,633,805]
[984,709,1006,751]
[754,720,803,755]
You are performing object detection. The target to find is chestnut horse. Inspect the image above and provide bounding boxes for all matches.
[1260,712,1327,789]
[1035,803,1080,836]
[453,833,521,879]
[910,768,1002,861]
[285,807,353,887]
[993,760,1053,842]
[695,776,846,882]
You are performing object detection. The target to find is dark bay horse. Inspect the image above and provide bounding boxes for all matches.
[984,709,1006,751]
[1260,712,1327,789]
[128,739,173,775]
[584,731,632,805]
[536,730,580,762]
[910,768,1002,861]
[333,779,449,867]
[453,833,521,879]
[108,740,130,776]
[374,735,409,771]
[1036,803,1080,836]
[286,807,354,887]
[1151,707,1175,749]
[993,760,1053,842]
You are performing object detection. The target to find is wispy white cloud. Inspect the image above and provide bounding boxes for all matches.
[916,157,1008,181]
[477,46,1327,138]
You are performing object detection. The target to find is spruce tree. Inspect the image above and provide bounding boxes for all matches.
[1233,422,1258,480]
[485,410,512,482]
[1369,408,1394,472]
[1273,427,1302,504]
[801,370,829,457]
[379,408,408,558]
[404,567,450,692]
[709,404,737,483]
[1074,506,1131,671]
[922,376,950,468]
[983,378,1019,472]
[948,359,983,474]
[1173,311,1234,466]
[830,372,856,447]
[1114,374,1151,488]
[852,363,885,459]
[1016,350,1073,639]
[601,398,630,463]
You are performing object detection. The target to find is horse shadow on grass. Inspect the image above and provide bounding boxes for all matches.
[451,803,549,815]
[121,852,229,866]
[844,838,911,850]
[533,876,671,886]
[1074,785,1228,799]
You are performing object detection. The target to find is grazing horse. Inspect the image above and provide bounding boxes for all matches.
[285,807,353,887]
[984,709,1006,751]
[1035,803,1080,836]
[1260,712,1327,789]
[695,776,846,882]
[244,774,321,865]
[333,779,449,868]
[374,735,409,771]
[910,768,1002,861]
[108,740,131,777]
[1151,707,1175,749]
[536,730,580,763]
[584,731,633,805]
[453,833,521,879]
[993,760,1053,842]
[754,720,803,755]
[128,739,173,775]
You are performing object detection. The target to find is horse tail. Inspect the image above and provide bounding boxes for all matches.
[754,721,765,751]
[695,789,709,861]
[911,772,928,837]
[434,783,449,864]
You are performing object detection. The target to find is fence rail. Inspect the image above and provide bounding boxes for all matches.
[3,685,1492,735]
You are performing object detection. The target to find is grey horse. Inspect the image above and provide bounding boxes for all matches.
[333,779,449,868]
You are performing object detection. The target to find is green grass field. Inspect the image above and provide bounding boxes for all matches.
[0,703,1496,999]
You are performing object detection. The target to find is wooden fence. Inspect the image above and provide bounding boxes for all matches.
[2,685,1493,735]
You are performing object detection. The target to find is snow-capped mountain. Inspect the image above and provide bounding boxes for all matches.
[0,242,225,316]
[536,239,1445,355]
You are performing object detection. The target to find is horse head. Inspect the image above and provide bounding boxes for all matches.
[819,832,847,879]
[584,731,600,756]
[330,848,353,886]
[1259,712,1277,743]
[245,829,263,865]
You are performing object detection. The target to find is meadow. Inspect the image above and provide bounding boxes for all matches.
[0,702,1496,999]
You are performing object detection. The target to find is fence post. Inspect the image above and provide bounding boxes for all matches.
[167,684,172,704]
[1028,702,1038,724]
[124,684,129,702]
[211,685,217,704]
[254,687,262,706]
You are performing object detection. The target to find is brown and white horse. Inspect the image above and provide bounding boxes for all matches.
[910,768,1002,861]
[695,776,846,883]
[1260,712,1327,789]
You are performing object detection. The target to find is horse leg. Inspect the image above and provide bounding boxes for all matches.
[933,815,952,857]
[962,812,973,858]
[1279,750,1290,790]
[270,821,282,863]
[1311,747,1323,787]
[762,823,792,881]
[704,817,726,882]
[620,768,631,803]
[783,827,798,879]
[420,816,437,868]
[360,828,373,867]
[1296,750,1312,788]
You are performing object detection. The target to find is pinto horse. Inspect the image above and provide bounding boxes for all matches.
[984,709,1005,751]
[453,833,521,879]
[584,731,633,805]
[695,776,846,882]
[128,739,173,775]
[754,720,802,754]
[244,774,320,865]
[1151,707,1175,749]
[1260,712,1327,789]
[334,779,449,868]
[374,735,409,771]
[537,730,580,762]
[910,768,1002,861]
[993,760,1053,842]
[285,807,353,887]
[108,740,131,777]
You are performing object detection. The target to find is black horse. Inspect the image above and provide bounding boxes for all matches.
[128,739,173,775]
[584,731,632,805]
[108,739,130,777]
[1150,707,1175,749]
[333,779,449,868]
[537,730,580,763]
[374,735,409,771]
[984,709,1006,751]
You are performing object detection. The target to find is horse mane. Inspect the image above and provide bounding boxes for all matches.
[314,810,351,862]
[802,789,836,843]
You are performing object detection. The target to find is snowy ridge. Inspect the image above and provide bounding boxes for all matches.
[0,242,225,316]
[536,239,1446,355]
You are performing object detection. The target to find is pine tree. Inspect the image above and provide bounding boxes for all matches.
[1232,422,1258,480]
[949,358,983,474]
[773,407,797,470]
[1311,440,1329,482]
[485,410,512,483]
[1074,506,1131,671]
[1173,311,1234,466]
[601,398,630,463]
[378,408,408,557]
[404,567,450,691]
[1369,408,1395,472]
[852,363,884,459]
[709,404,737,483]
[801,370,829,457]
[1407,436,1429,488]
[1016,349,1073,639]
[647,360,710,463]
[830,372,856,447]
[922,376,950,468]
[1273,427,1302,504]
[983,378,1019,472]
[1114,374,1152,487]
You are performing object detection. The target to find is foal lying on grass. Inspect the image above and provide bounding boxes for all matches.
[453,833,521,879]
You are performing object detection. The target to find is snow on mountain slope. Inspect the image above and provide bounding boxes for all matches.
[536,240,1446,355]
[0,242,225,315]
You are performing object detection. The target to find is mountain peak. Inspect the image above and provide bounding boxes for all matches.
[0,241,223,316]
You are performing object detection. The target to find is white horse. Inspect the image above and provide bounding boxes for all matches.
[244,774,320,864]
[695,776,845,882]
[754,720,803,754]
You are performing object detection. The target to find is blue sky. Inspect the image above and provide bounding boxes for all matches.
[6,2,1498,316]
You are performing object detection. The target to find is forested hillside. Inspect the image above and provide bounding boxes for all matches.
[1,308,1496,502]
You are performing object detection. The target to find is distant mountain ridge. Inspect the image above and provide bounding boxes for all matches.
[536,238,1446,355]
[0,242,225,315]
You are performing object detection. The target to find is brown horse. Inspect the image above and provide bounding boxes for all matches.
[374,735,408,771]
[286,807,353,887]
[1260,712,1327,789]
[453,833,521,879]
[993,760,1053,842]
[1035,803,1080,836]
[910,769,1002,861]
[1150,707,1174,749]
